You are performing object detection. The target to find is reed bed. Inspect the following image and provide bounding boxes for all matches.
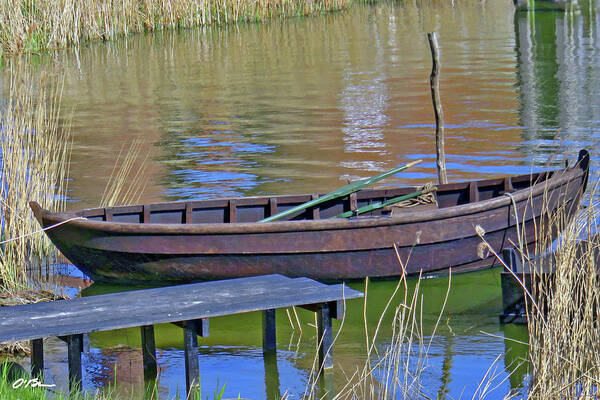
[0,59,71,293]
[475,173,600,398]
[524,186,600,399]
[0,0,349,56]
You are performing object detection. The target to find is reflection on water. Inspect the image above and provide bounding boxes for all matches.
[4,0,600,398]
[38,0,529,208]
[17,0,596,209]
[37,268,513,399]
[516,0,600,165]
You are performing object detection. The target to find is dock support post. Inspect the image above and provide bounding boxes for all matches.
[183,320,200,395]
[262,308,280,400]
[316,303,334,370]
[30,339,43,378]
[263,346,281,400]
[262,309,276,352]
[140,325,158,381]
[66,334,83,392]
[318,370,335,400]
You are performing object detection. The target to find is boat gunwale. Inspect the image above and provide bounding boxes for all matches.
[33,166,585,235]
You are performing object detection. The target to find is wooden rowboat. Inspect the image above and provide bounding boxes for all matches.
[31,150,590,284]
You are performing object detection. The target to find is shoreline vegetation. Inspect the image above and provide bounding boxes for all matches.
[0,1,599,398]
[0,192,599,397]
[526,189,600,398]
[0,0,350,57]
[0,59,71,356]
[0,60,71,293]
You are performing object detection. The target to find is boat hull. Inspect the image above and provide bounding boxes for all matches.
[32,151,589,283]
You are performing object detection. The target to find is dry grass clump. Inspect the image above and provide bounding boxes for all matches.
[524,189,600,399]
[484,175,600,398]
[0,58,71,293]
[0,0,349,56]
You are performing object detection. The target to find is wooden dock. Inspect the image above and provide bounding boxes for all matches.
[0,274,363,395]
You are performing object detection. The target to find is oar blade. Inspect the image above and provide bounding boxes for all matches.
[258,159,422,223]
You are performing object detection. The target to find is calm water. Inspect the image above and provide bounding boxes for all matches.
[7,0,600,398]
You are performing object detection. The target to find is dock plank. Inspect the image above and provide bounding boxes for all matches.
[0,274,363,343]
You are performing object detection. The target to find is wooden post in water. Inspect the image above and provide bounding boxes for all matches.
[183,320,200,394]
[428,32,448,185]
[316,303,334,370]
[30,339,44,378]
[140,325,158,382]
[262,309,277,352]
[66,334,83,392]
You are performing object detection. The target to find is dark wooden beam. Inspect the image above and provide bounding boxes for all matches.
[428,31,448,185]
[142,205,151,223]
[349,193,358,212]
[227,200,237,223]
[316,303,333,370]
[262,309,276,352]
[469,181,479,203]
[311,195,320,220]
[184,203,193,224]
[183,320,200,394]
[171,318,209,337]
[504,176,514,193]
[66,334,83,392]
[300,301,343,319]
[140,325,157,382]
[30,339,43,379]
[268,198,278,218]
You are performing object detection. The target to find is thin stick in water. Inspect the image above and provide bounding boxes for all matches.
[427,32,448,185]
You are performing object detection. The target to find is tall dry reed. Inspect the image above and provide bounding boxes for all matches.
[0,59,71,292]
[477,169,599,398]
[297,248,453,400]
[0,0,349,56]
[100,139,149,207]
[524,183,600,399]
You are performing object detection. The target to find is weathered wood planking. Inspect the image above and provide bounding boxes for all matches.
[0,274,363,395]
[0,275,362,343]
[29,150,589,284]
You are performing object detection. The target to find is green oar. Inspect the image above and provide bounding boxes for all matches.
[332,186,436,219]
[259,159,422,223]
